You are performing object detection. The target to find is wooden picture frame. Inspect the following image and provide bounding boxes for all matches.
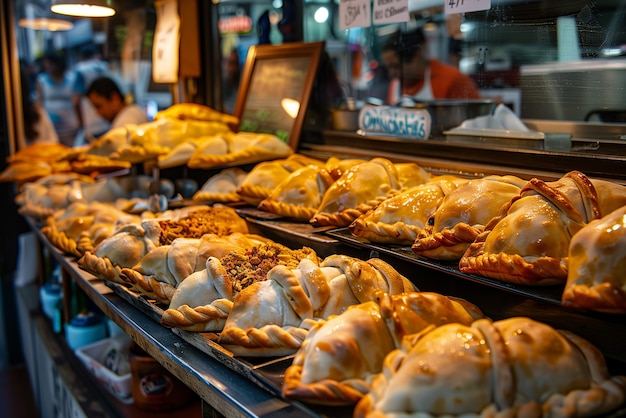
[233,41,325,150]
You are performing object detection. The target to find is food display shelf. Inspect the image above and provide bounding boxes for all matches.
[322,227,626,375]
[25,208,626,417]
[26,217,337,418]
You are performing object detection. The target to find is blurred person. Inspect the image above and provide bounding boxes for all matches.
[86,76,148,132]
[36,52,81,146]
[381,27,480,104]
[20,65,59,146]
[74,44,111,143]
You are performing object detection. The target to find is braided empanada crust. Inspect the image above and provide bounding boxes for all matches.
[42,224,81,258]
[218,323,314,358]
[118,267,175,305]
[161,299,233,332]
[412,222,484,260]
[460,238,568,286]
[78,251,125,284]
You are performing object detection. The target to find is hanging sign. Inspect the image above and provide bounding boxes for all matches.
[339,0,371,30]
[445,0,491,15]
[153,0,180,83]
[373,0,409,25]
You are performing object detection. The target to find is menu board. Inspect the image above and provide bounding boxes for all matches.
[234,41,324,150]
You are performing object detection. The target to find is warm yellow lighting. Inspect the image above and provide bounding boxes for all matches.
[19,17,74,31]
[281,98,300,119]
[51,1,116,18]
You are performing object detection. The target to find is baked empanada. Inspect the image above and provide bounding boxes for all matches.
[257,165,335,221]
[562,204,626,313]
[460,171,626,285]
[216,256,417,357]
[187,132,292,169]
[282,291,484,406]
[161,243,319,331]
[311,158,401,227]
[78,224,157,284]
[349,175,467,245]
[192,167,248,203]
[412,175,526,260]
[355,317,626,418]
[154,102,239,127]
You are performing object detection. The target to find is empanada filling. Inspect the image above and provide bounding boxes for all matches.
[220,243,317,294]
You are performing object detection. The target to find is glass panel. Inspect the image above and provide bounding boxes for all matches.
[14,0,171,147]
[302,0,626,125]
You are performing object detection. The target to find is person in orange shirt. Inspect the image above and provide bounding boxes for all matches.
[381,27,480,104]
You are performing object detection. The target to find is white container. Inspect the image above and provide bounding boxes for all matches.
[75,335,133,403]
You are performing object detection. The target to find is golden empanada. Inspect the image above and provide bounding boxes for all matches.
[161,243,319,332]
[216,256,417,357]
[282,291,484,406]
[355,317,626,418]
[257,165,335,221]
[413,175,526,260]
[460,171,626,285]
[349,175,467,245]
[192,167,248,203]
[311,158,401,227]
[562,204,626,313]
[187,132,292,169]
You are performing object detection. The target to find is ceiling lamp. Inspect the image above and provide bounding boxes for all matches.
[50,0,116,18]
[19,17,74,31]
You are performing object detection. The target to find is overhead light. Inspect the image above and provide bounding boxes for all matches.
[51,0,116,18]
[19,17,74,31]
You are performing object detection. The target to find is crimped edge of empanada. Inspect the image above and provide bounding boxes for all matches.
[161,299,233,332]
[349,218,423,245]
[217,323,312,358]
[562,283,626,314]
[312,195,390,228]
[257,199,317,222]
[192,191,242,203]
[78,251,125,285]
[412,222,484,261]
[236,184,273,206]
[459,241,567,285]
[282,361,370,406]
[41,224,81,258]
[187,147,289,170]
[118,267,175,305]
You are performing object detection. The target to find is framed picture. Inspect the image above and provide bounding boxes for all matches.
[233,41,325,150]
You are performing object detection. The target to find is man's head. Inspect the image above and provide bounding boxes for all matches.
[381,27,428,87]
[87,77,125,122]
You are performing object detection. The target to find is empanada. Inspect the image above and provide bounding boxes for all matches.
[282,291,484,406]
[413,175,526,260]
[78,224,157,284]
[187,132,292,169]
[257,165,335,221]
[355,317,626,418]
[460,171,626,285]
[349,175,467,245]
[154,102,239,127]
[311,158,401,227]
[192,167,248,203]
[161,243,319,331]
[562,204,626,313]
[216,256,417,357]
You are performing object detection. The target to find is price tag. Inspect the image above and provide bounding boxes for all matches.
[339,0,371,30]
[373,0,409,25]
[445,0,491,15]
